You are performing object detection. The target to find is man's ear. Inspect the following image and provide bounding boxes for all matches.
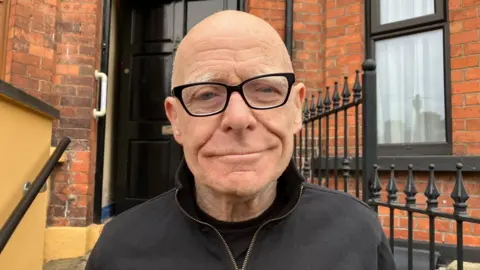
[292,82,306,133]
[165,97,183,145]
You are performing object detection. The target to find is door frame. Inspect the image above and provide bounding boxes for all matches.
[92,0,245,224]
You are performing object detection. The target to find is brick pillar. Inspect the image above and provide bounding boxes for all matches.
[5,0,57,103]
[47,0,101,226]
[324,0,364,86]
[450,0,480,155]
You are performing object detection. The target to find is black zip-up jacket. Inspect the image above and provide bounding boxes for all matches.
[86,159,396,270]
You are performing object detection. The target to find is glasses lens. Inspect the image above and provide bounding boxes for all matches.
[243,75,289,108]
[181,84,227,115]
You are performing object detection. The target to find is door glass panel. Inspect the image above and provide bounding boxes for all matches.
[380,0,435,25]
[375,29,446,144]
[186,0,237,31]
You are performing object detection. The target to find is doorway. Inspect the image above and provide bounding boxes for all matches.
[110,0,240,216]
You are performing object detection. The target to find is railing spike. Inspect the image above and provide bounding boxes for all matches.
[451,163,469,216]
[324,86,331,111]
[310,94,316,117]
[353,70,361,102]
[316,90,324,114]
[404,164,417,206]
[425,164,440,211]
[303,97,309,121]
[333,81,341,109]
[342,76,351,105]
[370,164,382,202]
[386,164,398,203]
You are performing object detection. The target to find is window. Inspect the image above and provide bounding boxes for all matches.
[366,0,452,156]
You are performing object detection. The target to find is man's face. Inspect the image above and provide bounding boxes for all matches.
[165,17,305,198]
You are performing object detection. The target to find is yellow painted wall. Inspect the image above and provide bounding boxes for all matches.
[43,224,104,262]
[0,95,55,270]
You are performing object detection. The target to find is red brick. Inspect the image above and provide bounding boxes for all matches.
[449,0,462,9]
[326,8,345,19]
[450,30,479,45]
[326,18,336,28]
[27,66,52,81]
[56,64,79,75]
[465,42,480,55]
[451,55,479,69]
[10,74,39,90]
[463,0,480,7]
[336,14,361,26]
[454,119,466,131]
[450,21,463,33]
[11,62,27,75]
[12,51,40,66]
[452,81,480,94]
[466,93,480,105]
[453,107,480,119]
[336,0,359,6]
[326,27,346,37]
[466,119,480,130]
[450,7,478,21]
[451,70,464,82]
[346,3,361,14]
[347,43,362,54]
[463,17,480,30]
[451,45,463,57]
[466,68,480,80]
[452,94,464,106]
[59,3,97,13]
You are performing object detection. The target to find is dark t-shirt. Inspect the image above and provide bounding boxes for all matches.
[193,186,288,269]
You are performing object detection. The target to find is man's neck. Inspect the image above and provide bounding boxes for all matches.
[195,182,277,222]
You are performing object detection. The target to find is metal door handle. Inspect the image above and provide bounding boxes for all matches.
[93,70,108,119]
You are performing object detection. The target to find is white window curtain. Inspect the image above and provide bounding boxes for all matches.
[380,0,435,24]
[375,29,446,144]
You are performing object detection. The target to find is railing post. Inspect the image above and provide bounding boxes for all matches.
[361,59,377,203]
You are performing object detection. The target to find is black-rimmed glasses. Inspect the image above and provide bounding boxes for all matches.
[171,73,295,117]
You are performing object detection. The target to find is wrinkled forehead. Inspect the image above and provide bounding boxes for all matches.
[178,36,291,85]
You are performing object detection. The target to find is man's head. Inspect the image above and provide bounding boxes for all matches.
[165,10,306,199]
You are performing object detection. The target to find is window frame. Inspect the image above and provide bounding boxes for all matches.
[365,0,452,156]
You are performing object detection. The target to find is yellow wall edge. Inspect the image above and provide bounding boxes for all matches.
[43,224,104,263]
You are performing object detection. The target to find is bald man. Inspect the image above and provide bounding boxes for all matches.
[86,11,396,270]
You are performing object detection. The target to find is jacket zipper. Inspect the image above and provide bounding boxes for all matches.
[175,184,304,270]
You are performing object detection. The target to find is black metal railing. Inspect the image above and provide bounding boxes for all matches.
[293,59,480,270]
[0,137,71,253]
[294,59,375,200]
[369,163,480,270]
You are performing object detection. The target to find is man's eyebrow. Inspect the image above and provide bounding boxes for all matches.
[185,72,225,84]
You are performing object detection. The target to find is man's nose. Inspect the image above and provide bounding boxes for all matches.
[220,92,257,132]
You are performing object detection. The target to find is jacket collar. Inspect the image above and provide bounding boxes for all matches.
[174,158,305,220]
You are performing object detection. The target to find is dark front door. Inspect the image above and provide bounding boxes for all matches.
[114,0,239,215]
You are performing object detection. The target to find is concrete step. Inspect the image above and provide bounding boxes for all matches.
[43,253,89,270]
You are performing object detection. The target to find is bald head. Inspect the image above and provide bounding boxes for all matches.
[171,10,292,88]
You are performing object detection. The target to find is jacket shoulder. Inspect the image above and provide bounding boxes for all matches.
[300,183,384,241]
[103,188,177,232]
[303,183,375,213]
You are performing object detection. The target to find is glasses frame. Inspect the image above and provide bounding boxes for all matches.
[171,72,296,117]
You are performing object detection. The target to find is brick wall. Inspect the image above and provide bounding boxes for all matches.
[450,0,480,155]
[5,0,102,226]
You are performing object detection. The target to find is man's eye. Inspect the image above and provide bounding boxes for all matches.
[257,87,278,94]
[195,91,217,100]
